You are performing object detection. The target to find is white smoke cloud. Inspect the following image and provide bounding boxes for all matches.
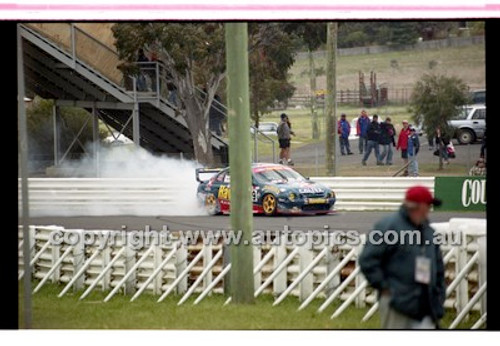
[29,144,209,217]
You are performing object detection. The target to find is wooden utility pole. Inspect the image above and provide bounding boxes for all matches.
[225,23,254,304]
[309,50,319,139]
[325,23,338,176]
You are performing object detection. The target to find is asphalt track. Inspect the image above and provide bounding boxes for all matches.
[28,211,486,233]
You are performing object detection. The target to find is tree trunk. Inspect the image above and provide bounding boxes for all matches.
[325,23,338,176]
[184,96,214,166]
[309,50,319,140]
[253,109,260,128]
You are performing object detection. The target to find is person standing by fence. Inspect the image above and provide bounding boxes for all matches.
[136,48,149,91]
[379,117,396,165]
[362,114,382,166]
[356,110,370,154]
[359,186,445,329]
[338,113,353,155]
[396,120,411,176]
[277,113,295,166]
[407,126,420,176]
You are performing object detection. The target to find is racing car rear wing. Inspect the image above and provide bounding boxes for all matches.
[195,168,223,183]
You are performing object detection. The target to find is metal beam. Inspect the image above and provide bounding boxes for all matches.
[133,103,140,147]
[53,104,61,166]
[92,106,100,177]
[55,99,134,110]
[18,24,32,329]
[59,114,91,163]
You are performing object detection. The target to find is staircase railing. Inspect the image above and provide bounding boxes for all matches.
[25,23,123,85]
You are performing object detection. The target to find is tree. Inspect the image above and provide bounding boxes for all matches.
[113,23,226,166]
[112,23,297,165]
[410,74,468,169]
[248,23,296,127]
[388,22,419,46]
[283,23,327,139]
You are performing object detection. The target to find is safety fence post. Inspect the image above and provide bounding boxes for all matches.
[477,235,487,315]
[100,243,111,291]
[124,233,137,295]
[72,230,85,291]
[202,243,213,292]
[325,233,340,296]
[253,245,262,291]
[298,234,314,302]
[273,233,288,296]
[176,243,188,294]
[354,238,366,308]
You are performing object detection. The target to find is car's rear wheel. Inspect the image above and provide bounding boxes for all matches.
[457,129,475,145]
[205,193,220,215]
[262,194,277,216]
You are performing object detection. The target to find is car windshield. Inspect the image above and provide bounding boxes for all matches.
[453,107,471,120]
[253,167,306,184]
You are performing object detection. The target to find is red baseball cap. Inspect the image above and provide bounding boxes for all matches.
[405,186,442,206]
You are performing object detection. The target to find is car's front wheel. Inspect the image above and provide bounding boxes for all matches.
[262,194,277,216]
[457,129,475,145]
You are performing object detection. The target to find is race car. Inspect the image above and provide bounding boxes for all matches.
[196,163,336,216]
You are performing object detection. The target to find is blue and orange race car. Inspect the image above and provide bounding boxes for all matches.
[196,163,336,216]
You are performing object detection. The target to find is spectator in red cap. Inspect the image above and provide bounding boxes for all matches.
[359,186,445,329]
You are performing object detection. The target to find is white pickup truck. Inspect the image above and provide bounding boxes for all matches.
[448,104,486,145]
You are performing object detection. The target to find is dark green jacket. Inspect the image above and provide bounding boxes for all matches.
[359,206,446,322]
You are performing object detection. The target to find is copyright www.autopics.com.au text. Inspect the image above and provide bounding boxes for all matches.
[47,225,463,250]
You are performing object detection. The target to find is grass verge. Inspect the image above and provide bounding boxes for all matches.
[19,282,479,329]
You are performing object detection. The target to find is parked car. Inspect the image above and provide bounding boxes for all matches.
[469,89,485,105]
[250,122,278,136]
[196,163,336,216]
[448,104,486,145]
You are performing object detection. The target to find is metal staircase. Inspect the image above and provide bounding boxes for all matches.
[20,23,228,164]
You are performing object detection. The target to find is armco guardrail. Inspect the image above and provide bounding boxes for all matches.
[18,218,486,328]
[19,177,434,215]
[311,177,434,211]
